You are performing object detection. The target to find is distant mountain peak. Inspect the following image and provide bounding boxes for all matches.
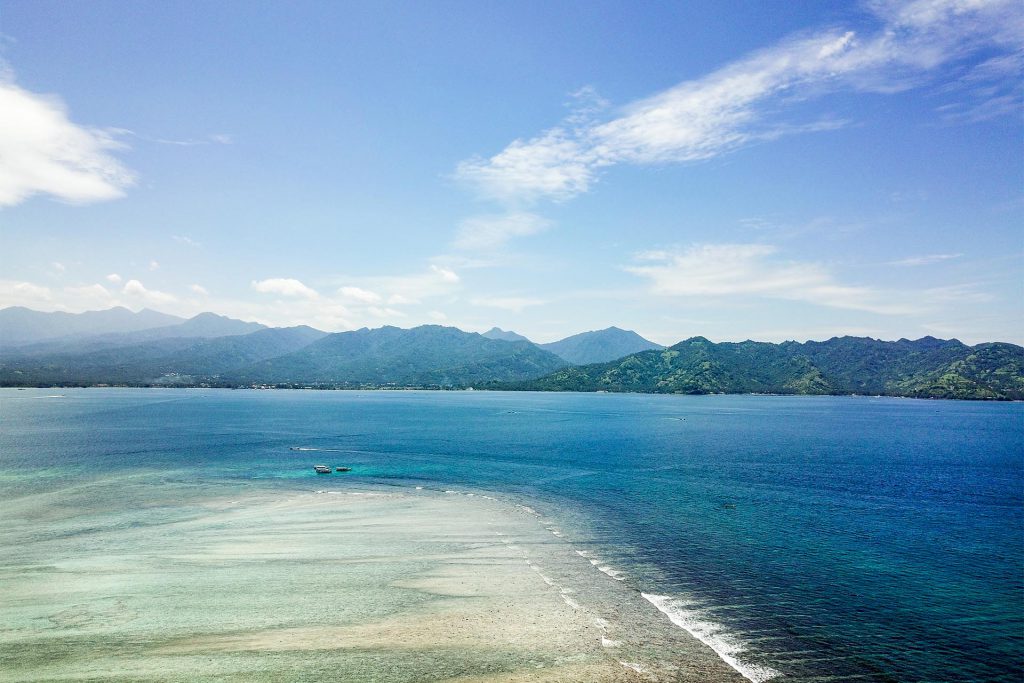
[540,327,664,365]
[481,327,532,343]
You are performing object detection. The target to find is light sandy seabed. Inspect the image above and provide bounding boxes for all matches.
[0,477,744,682]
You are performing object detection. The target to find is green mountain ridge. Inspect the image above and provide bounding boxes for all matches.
[0,306,1020,399]
[503,336,1024,400]
[0,326,326,386]
[226,325,567,387]
[539,326,664,364]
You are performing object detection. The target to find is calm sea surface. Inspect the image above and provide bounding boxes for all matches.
[2,388,1021,682]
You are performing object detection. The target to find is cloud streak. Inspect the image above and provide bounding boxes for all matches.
[888,253,963,266]
[456,0,1023,203]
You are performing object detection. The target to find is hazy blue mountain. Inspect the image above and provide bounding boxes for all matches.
[4,312,269,358]
[0,326,326,386]
[228,325,567,387]
[539,326,664,365]
[481,327,532,343]
[0,306,184,347]
[119,312,266,342]
[509,336,1024,400]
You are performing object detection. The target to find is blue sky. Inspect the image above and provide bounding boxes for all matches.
[1,0,1021,344]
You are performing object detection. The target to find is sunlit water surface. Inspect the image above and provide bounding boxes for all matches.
[2,388,1020,682]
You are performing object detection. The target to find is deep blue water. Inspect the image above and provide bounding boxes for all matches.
[2,388,1021,682]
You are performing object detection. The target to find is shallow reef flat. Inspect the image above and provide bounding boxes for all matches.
[0,478,742,682]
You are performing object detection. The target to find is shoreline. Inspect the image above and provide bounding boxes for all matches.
[0,477,747,682]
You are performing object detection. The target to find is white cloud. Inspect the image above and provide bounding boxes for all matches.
[625,244,914,314]
[430,264,460,283]
[105,273,122,284]
[51,261,66,273]
[338,286,381,303]
[457,0,1023,203]
[470,296,547,312]
[251,277,319,299]
[190,284,209,296]
[122,279,176,305]
[888,253,963,266]
[453,213,552,250]
[149,260,160,271]
[0,71,134,207]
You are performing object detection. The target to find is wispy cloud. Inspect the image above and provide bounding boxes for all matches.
[888,252,963,266]
[0,68,134,208]
[453,212,552,250]
[110,129,234,147]
[625,243,916,314]
[251,277,319,299]
[189,284,209,296]
[172,235,202,248]
[457,0,1023,203]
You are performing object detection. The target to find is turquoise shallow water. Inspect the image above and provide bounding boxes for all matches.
[1,388,1021,682]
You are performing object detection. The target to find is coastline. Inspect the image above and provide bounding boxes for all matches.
[0,477,746,682]
[1,383,1017,402]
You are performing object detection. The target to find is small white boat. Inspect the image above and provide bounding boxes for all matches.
[313,464,332,474]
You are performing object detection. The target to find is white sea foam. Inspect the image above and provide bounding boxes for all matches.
[602,636,622,648]
[414,486,423,490]
[641,593,782,683]
[529,565,557,587]
[597,565,627,581]
[561,594,581,609]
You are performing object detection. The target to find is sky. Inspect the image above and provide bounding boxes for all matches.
[0,0,1021,345]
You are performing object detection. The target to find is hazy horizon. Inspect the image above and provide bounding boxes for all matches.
[6,302,1020,347]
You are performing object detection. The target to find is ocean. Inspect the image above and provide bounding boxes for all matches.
[1,388,1021,682]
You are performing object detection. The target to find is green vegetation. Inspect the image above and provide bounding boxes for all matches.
[225,325,567,387]
[1,312,1019,400]
[503,336,1024,400]
[0,325,566,389]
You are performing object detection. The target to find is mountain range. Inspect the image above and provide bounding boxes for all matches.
[0,307,1020,399]
[505,336,1024,400]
